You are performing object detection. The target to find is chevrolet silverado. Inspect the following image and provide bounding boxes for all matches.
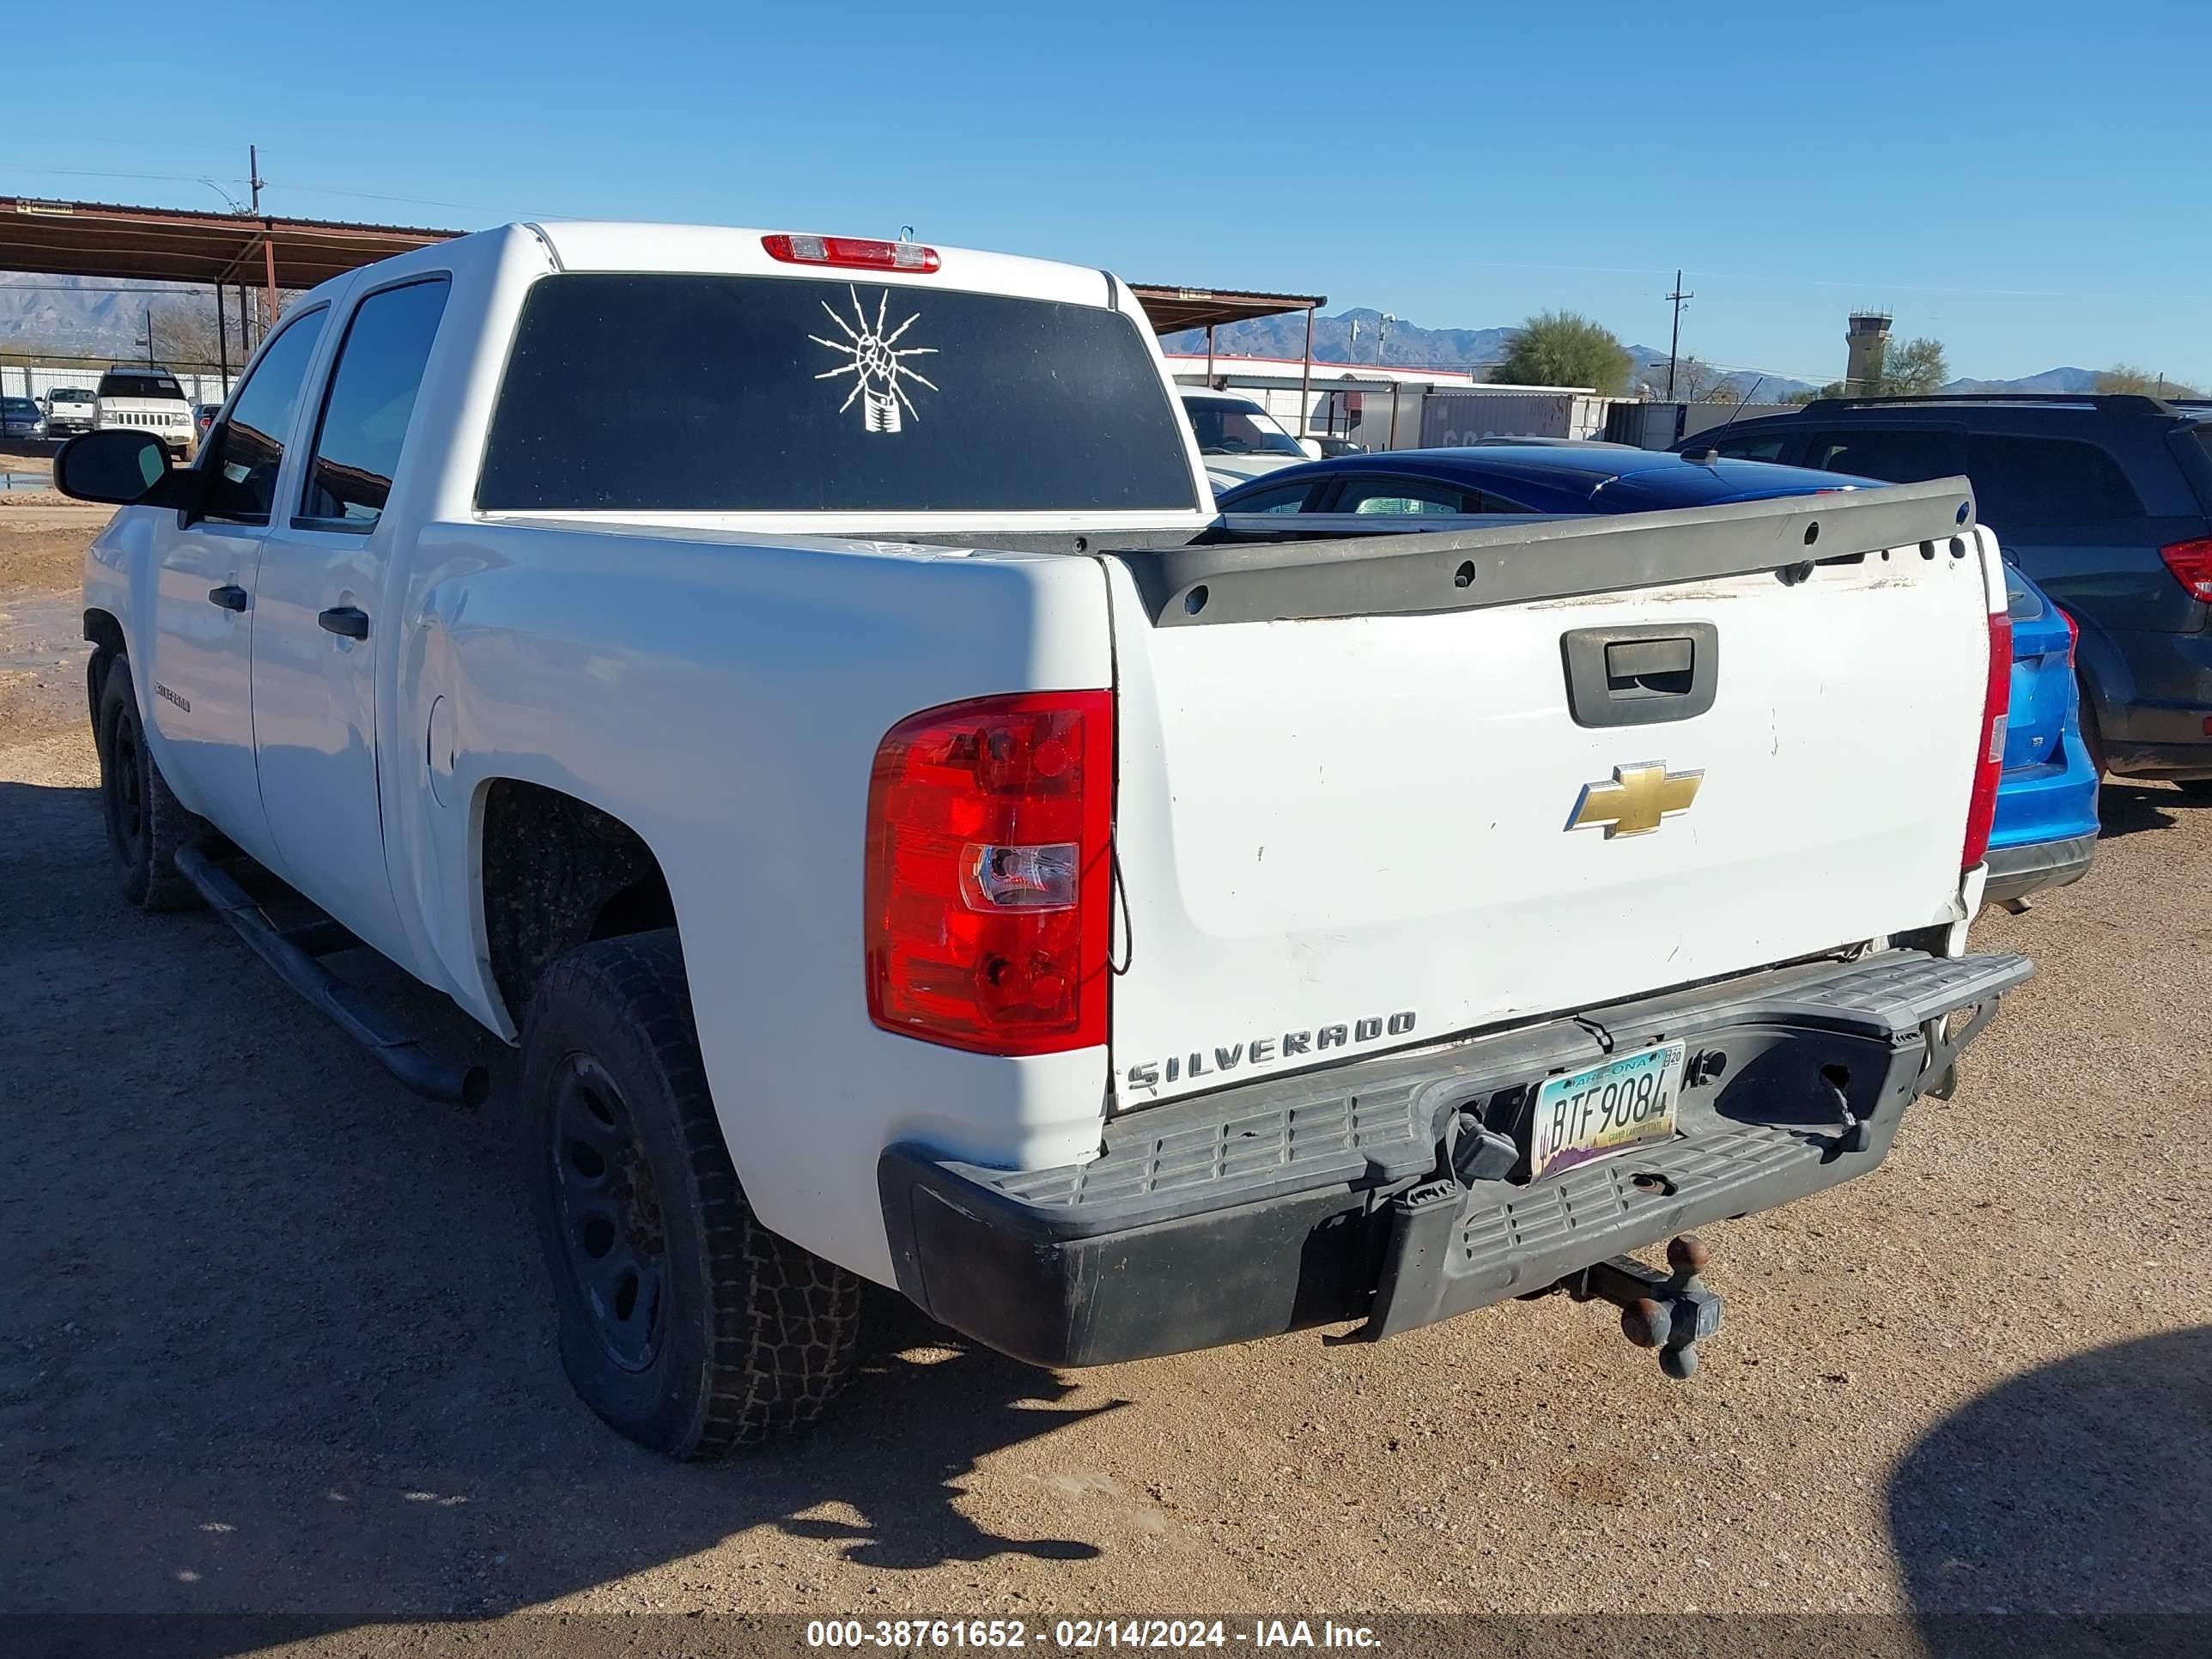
[58,222,2029,1458]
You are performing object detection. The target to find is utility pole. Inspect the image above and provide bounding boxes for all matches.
[248,144,269,347]
[1378,313,1397,368]
[1664,270,1692,400]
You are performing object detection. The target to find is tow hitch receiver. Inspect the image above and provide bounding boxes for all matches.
[1563,1235,1723,1380]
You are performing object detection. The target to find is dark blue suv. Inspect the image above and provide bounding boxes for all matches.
[1675,395,2212,793]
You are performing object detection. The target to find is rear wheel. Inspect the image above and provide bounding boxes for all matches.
[2075,684,2106,783]
[95,655,204,911]
[523,930,861,1457]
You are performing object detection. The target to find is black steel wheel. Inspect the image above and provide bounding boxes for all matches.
[95,655,203,911]
[522,929,861,1458]
[547,1054,668,1372]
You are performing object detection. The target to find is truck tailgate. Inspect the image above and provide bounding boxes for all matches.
[1103,484,1997,1107]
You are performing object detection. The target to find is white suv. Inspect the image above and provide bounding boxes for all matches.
[95,366,196,459]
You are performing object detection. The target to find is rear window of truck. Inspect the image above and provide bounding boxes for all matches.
[478,273,1201,514]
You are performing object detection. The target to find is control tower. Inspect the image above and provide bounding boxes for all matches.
[1845,312,1893,393]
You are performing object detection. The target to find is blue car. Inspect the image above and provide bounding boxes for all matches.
[1218,445,2100,903]
[1985,561,2100,904]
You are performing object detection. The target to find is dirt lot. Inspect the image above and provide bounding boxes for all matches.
[2,520,2206,1652]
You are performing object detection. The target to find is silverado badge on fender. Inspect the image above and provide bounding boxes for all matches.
[1568,762,1703,838]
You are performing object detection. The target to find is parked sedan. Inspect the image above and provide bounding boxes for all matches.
[1212,443,1865,517]
[2,396,44,439]
[194,402,222,441]
[1218,444,2098,905]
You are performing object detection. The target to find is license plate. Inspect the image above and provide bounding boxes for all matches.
[1528,1041,1686,1181]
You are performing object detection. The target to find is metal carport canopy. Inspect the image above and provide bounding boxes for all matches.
[0,197,457,289]
[0,199,1324,334]
[1123,283,1326,334]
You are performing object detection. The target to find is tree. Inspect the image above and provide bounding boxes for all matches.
[148,298,228,369]
[1879,337,1948,396]
[1673,356,1724,402]
[1492,311,1632,396]
[146,290,306,370]
[2095,364,2203,398]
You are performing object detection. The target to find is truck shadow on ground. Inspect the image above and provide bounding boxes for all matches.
[0,777,1112,1649]
[1887,1326,2210,1638]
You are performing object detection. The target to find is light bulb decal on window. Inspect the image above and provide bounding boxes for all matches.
[809,285,939,434]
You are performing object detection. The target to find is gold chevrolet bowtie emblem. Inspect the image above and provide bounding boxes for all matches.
[1568,762,1704,838]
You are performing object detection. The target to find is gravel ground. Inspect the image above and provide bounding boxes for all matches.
[2,525,2205,1655]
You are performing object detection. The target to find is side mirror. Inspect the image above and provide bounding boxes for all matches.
[1297,437,1323,460]
[53,429,179,506]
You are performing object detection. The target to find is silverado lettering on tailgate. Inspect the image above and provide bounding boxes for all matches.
[1124,1010,1417,1097]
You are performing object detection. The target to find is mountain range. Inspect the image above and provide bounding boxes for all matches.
[1,276,2112,398]
[0,276,210,362]
[1159,307,2106,400]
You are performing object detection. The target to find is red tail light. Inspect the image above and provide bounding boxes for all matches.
[1963,607,2012,872]
[2159,537,2212,602]
[2058,605,2079,665]
[865,692,1112,1055]
[763,233,940,274]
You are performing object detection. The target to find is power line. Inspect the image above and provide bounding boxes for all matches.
[0,281,207,294]
[264,179,501,216]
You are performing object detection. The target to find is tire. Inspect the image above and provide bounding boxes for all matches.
[95,655,204,911]
[2075,684,2106,783]
[522,930,860,1457]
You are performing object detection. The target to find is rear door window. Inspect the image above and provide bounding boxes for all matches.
[298,277,451,529]
[479,273,1200,513]
[1334,476,1472,515]
[1222,482,1316,514]
[1964,434,2144,527]
[1803,427,1963,483]
[1708,433,1789,462]
[1182,398,1305,459]
[202,309,329,525]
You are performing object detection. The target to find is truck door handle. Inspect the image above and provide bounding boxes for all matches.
[207,584,249,612]
[317,605,370,640]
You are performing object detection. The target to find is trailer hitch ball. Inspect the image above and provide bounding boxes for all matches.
[1568,1233,1723,1381]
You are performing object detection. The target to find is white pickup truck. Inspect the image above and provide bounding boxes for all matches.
[42,386,100,438]
[60,222,2030,1460]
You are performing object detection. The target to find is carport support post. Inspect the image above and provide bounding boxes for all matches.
[1300,306,1315,439]
[263,229,279,336]
[237,283,251,355]
[1205,323,1215,385]
[215,282,229,389]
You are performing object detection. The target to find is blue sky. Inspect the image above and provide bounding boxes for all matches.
[15,2,2211,385]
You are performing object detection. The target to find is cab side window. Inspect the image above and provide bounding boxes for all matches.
[202,309,328,525]
[299,277,453,529]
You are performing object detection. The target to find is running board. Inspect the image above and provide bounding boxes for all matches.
[173,839,490,1107]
